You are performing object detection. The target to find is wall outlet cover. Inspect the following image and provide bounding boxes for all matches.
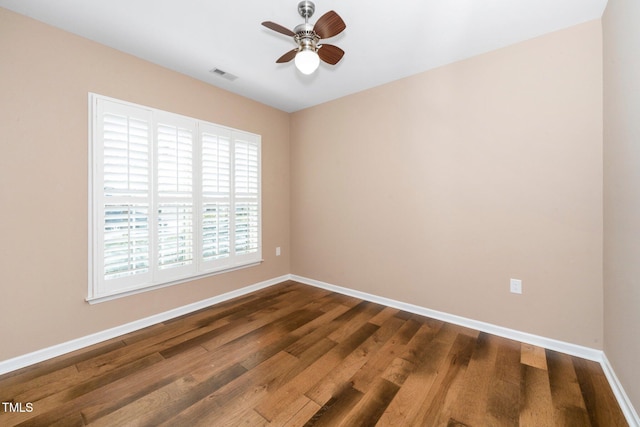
[510,278,522,294]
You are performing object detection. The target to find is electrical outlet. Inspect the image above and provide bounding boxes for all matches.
[510,278,522,294]
[276,247,281,256]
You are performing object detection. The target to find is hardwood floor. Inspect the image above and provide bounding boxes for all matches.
[0,281,628,426]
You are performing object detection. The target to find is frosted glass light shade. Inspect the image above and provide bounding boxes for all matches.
[295,50,320,75]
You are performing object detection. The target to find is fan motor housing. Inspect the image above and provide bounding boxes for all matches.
[294,22,314,35]
[294,22,318,53]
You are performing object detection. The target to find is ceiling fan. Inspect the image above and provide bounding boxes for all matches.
[261,1,346,75]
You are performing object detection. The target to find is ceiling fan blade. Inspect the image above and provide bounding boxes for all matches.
[313,11,346,39]
[261,21,295,37]
[276,49,298,63]
[318,44,344,65]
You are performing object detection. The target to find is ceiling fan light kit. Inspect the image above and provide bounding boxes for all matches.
[295,48,320,75]
[262,1,346,75]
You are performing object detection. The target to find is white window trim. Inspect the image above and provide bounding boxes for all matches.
[88,93,262,303]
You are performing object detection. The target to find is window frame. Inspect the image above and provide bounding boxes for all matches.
[88,93,262,303]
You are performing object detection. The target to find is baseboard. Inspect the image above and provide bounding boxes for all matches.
[601,353,640,426]
[0,275,289,376]
[291,274,640,426]
[291,274,602,361]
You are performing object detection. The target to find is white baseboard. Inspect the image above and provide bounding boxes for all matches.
[601,353,640,426]
[291,274,639,426]
[0,275,289,376]
[291,275,602,360]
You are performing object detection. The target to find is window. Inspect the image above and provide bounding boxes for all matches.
[89,94,261,302]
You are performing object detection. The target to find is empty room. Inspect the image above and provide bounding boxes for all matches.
[0,0,638,425]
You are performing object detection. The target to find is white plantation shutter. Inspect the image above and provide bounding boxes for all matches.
[234,136,261,261]
[201,125,232,271]
[103,205,149,279]
[103,114,149,195]
[157,203,194,269]
[93,99,153,295]
[156,118,195,280]
[89,94,261,301]
[157,123,193,196]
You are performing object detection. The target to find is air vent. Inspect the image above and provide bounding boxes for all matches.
[209,68,238,81]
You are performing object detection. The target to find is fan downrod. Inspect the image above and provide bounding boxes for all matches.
[298,1,315,20]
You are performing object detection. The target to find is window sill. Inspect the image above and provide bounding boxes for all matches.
[86,260,263,304]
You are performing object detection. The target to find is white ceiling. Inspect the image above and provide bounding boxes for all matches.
[0,0,607,112]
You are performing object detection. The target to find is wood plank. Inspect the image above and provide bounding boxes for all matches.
[3,346,208,426]
[520,365,555,426]
[0,339,126,401]
[86,363,247,426]
[572,356,629,427]
[351,317,422,391]
[484,337,522,426]
[327,301,386,343]
[368,306,400,326]
[157,351,298,426]
[60,288,296,396]
[375,323,459,426]
[521,342,548,370]
[0,352,166,426]
[304,383,363,427]
[336,378,399,426]
[380,357,415,387]
[268,395,321,427]
[283,304,352,357]
[254,322,380,421]
[236,309,327,370]
[546,348,592,426]
[79,348,212,424]
[229,409,270,426]
[175,289,330,358]
[410,332,477,426]
[304,315,404,404]
[446,332,499,426]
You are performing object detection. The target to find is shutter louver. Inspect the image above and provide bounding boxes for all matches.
[157,123,194,272]
[203,203,230,261]
[103,205,149,279]
[234,139,259,197]
[101,110,151,284]
[202,129,231,265]
[158,203,193,269]
[157,124,193,197]
[234,139,260,256]
[235,202,259,255]
[103,113,149,196]
[202,132,231,196]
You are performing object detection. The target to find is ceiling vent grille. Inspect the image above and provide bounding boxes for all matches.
[209,68,238,81]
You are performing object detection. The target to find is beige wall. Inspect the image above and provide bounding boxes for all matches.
[603,0,640,412]
[0,8,290,361]
[291,21,603,348]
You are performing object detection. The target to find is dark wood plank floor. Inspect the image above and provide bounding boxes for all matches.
[0,281,628,426]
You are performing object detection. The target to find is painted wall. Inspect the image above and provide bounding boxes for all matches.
[0,8,290,361]
[291,21,603,348]
[603,0,640,413]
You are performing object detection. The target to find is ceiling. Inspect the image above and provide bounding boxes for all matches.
[0,0,607,112]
